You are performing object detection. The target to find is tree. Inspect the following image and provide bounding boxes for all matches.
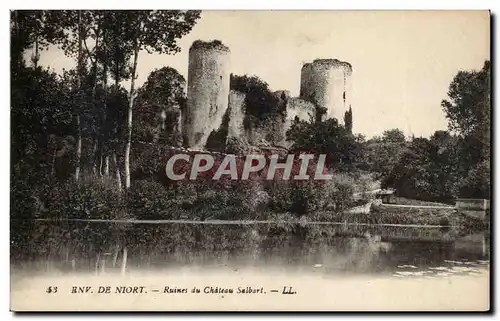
[344,105,353,133]
[381,129,406,144]
[287,117,358,171]
[37,10,90,181]
[426,131,460,198]
[383,130,461,201]
[383,137,433,199]
[111,10,201,189]
[28,10,200,189]
[130,67,187,182]
[10,10,64,72]
[441,60,491,198]
[105,84,129,190]
[360,129,407,179]
[441,61,490,140]
[458,160,490,199]
[10,11,86,191]
[134,67,186,146]
[11,67,73,181]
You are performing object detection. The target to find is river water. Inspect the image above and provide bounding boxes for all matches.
[10,220,490,311]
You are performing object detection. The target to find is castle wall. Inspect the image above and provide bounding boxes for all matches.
[274,97,315,149]
[299,59,352,124]
[285,97,316,131]
[245,115,285,147]
[227,90,246,140]
[183,41,231,149]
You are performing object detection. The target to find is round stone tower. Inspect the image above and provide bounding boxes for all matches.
[299,59,352,123]
[183,40,231,149]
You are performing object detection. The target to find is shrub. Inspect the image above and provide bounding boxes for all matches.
[234,181,270,213]
[126,180,179,220]
[263,176,355,216]
[264,181,294,213]
[11,175,44,219]
[458,160,490,199]
[327,174,356,211]
[193,184,232,212]
[290,181,326,215]
[225,136,253,155]
[42,178,127,220]
[439,217,450,226]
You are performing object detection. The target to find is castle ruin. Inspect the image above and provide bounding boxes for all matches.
[182,40,353,150]
[182,40,231,149]
[300,59,353,123]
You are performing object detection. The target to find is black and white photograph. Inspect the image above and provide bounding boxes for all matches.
[9,9,491,311]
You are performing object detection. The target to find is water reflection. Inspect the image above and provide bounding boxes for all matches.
[393,260,489,279]
[10,220,490,278]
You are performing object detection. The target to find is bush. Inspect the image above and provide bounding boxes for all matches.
[290,181,326,215]
[439,217,450,226]
[40,178,127,220]
[43,180,128,219]
[265,181,294,213]
[192,182,233,212]
[225,136,253,155]
[126,180,179,220]
[327,174,356,211]
[11,175,44,219]
[458,160,490,199]
[264,175,356,216]
[180,180,270,220]
[12,166,359,222]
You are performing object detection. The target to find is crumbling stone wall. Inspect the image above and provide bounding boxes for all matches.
[285,97,316,128]
[244,114,286,147]
[227,90,246,140]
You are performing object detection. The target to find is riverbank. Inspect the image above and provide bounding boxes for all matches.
[184,204,488,231]
[12,176,488,232]
[18,206,488,226]
[16,206,488,232]
[13,200,488,234]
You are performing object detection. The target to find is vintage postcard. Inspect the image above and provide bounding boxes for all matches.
[10,10,491,311]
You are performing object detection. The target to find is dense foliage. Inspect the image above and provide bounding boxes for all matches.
[379,61,491,200]
[287,117,360,172]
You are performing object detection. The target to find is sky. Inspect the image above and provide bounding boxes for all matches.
[34,10,490,138]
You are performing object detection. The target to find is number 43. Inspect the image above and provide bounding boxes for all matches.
[46,286,58,293]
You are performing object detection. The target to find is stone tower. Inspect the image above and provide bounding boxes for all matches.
[299,59,352,123]
[183,40,231,149]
